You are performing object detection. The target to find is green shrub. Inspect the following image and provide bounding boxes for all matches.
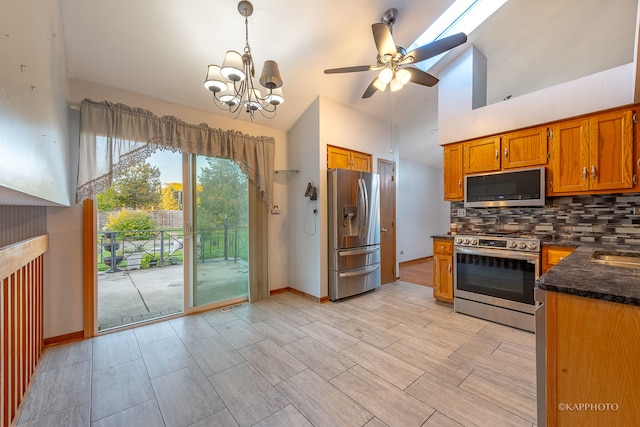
[105,210,156,238]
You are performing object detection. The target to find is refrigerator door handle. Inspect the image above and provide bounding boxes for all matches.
[338,264,380,278]
[338,247,379,256]
[357,178,368,239]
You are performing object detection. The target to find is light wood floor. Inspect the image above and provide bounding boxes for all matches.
[399,257,433,287]
[17,282,537,427]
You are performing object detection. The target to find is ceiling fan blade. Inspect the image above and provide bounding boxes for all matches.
[362,78,381,99]
[406,67,439,87]
[324,65,373,74]
[372,23,397,57]
[405,32,468,63]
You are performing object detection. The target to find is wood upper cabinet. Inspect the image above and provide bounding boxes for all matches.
[327,145,372,172]
[443,143,464,200]
[549,109,635,195]
[501,127,548,169]
[433,238,453,303]
[463,136,501,174]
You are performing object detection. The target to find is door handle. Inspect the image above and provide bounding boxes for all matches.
[338,264,380,278]
[381,228,388,232]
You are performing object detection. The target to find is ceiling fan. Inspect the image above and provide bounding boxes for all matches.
[324,8,468,98]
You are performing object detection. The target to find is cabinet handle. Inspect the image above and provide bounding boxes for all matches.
[591,165,596,180]
[448,264,451,273]
[458,179,462,189]
[582,166,587,181]
[495,149,499,160]
[637,158,640,170]
[504,148,509,159]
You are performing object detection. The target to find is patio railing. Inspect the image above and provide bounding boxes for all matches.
[98,227,248,273]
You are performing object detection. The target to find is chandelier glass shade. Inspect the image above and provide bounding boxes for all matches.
[203,1,284,120]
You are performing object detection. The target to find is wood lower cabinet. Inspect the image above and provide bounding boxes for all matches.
[544,291,640,426]
[443,143,464,200]
[327,145,372,172]
[541,246,576,274]
[433,238,453,302]
[549,109,635,195]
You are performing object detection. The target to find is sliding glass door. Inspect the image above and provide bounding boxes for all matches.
[184,154,249,309]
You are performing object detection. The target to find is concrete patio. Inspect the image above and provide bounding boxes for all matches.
[97,259,248,331]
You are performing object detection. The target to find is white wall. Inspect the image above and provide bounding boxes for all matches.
[397,160,450,263]
[286,98,321,297]
[438,45,636,144]
[0,0,70,206]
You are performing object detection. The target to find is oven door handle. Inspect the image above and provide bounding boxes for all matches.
[454,246,540,262]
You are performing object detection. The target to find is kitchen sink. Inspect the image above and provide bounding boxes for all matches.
[590,251,640,269]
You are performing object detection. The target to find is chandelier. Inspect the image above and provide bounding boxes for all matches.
[203,1,284,121]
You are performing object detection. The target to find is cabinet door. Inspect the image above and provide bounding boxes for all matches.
[541,246,576,274]
[443,143,464,200]
[502,127,548,169]
[327,145,352,169]
[351,151,372,172]
[433,253,453,302]
[464,136,501,174]
[589,109,634,191]
[549,119,590,195]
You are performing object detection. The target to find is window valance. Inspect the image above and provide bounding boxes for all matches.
[76,99,275,205]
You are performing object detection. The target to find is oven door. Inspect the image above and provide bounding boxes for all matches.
[454,246,539,314]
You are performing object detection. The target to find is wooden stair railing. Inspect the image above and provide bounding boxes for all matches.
[1,235,48,427]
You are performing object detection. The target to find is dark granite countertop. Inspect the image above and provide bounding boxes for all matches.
[537,244,640,306]
[431,234,454,240]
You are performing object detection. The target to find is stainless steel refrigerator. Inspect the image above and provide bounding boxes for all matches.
[328,168,381,301]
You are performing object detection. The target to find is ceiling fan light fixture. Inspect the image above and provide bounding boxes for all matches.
[396,68,411,85]
[373,78,388,92]
[378,67,393,84]
[221,50,246,81]
[389,78,404,92]
[204,65,228,92]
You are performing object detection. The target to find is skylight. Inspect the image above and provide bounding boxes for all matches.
[409,0,508,71]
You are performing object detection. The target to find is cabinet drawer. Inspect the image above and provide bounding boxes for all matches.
[434,240,453,254]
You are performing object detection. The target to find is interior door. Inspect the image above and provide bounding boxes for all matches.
[378,159,396,284]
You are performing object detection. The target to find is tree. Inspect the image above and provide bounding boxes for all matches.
[108,162,161,210]
[97,187,121,211]
[197,158,247,229]
[159,183,183,210]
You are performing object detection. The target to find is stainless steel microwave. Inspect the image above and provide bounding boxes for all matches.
[464,167,545,208]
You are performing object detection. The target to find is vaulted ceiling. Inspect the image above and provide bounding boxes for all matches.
[59,0,638,167]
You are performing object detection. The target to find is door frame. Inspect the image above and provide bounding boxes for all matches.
[378,158,397,284]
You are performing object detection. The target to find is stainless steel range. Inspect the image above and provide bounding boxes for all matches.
[453,233,543,332]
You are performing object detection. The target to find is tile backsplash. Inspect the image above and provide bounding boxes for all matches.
[451,193,640,247]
